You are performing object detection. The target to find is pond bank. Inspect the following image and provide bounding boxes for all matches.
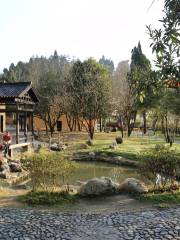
[72,152,139,168]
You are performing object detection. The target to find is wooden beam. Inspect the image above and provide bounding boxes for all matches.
[15,98,35,105]
[0,108,33,113]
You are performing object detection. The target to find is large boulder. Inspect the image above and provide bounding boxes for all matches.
[78,177,119,196]
[118,178,148,194]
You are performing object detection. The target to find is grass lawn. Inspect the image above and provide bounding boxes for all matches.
[65,132,180,161]
[18,190,77,206]
[137,191,180,205]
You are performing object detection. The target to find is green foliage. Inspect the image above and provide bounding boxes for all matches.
[139,145,180,189]
[35,70,67,135]
[129,42,158,105]
[18,190,77,206]
[137,190,180,204]
[147,0,180,83]
[68,58,111,139]
[22,149,75,191]
[99,55,114,74]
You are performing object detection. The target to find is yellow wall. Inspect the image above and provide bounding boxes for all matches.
[34,115,70,132]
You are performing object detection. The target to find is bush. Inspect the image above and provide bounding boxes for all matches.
[115,137,123,144]
[18,190,77,205]
[139,145,180,190]
[137,191,180,204]
[21,149,75,191]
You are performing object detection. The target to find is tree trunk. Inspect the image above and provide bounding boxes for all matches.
[119,116,124,138]
[161,114,173,146]
[127,111,137,137]
[99,117,102,132]
[77,120,82,131]
[152,116,158,134]
[50,126,54,137]
[142,110,147,134]
[88,119,95,140]
[66,114,74,132]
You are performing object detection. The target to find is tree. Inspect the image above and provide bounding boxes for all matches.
[35,71,66,136]
[128,42,157,134]
[147,0,180,145]
[147,0,180,85]
[99,55,114,74]
[112,60,132,137]
[68,59,111,139]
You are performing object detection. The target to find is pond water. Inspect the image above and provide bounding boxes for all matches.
[66,161,146,185]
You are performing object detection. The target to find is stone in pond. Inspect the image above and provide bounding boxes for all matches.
[118,178,148,193]
[78,177,119,196]
[89,152,95,157]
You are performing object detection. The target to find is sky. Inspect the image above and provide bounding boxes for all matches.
[0,0,164,72]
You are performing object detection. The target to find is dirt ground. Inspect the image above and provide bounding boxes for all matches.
[0,188,154,213]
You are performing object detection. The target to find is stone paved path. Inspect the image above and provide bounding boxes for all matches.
[0,207,180,240]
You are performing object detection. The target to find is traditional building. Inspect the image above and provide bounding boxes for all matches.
[0,82,38,143]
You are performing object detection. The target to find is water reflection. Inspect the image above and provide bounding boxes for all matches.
[67,161,145,185]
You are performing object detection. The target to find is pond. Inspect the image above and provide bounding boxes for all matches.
[66,161,146,185]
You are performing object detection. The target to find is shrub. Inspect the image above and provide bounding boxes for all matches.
[139,145,180,190]
[18,190,77,205]
[21,149,75,191]
[115,137,123,144]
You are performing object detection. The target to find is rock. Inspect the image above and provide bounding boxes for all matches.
[51,143,67,151]
[9,162,22,172]
[89,152,95,157]
[86,140,93,146]
[112,156,139,167]
[0,163,10,172]
[109,142,117,149]
[115,137,123,144]
[0,170,10,179]
[1,157,8,164]
[78,177,119,196]
[10,159,20,164]
[155,144,165,151]
[118,178,148,194]
[79,144,89,149]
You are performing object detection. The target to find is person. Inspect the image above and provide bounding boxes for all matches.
[3,131,12,157]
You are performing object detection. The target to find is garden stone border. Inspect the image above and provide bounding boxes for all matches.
[72,152,139,168]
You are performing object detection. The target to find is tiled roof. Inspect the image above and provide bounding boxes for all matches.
[0,82,38,103]
[0,82,30,97]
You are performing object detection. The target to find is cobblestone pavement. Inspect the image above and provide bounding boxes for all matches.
[0,207,180,240]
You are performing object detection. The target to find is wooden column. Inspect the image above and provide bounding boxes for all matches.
[31,112,34,141]
[16,104,19,144]
[24,111,27,142]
